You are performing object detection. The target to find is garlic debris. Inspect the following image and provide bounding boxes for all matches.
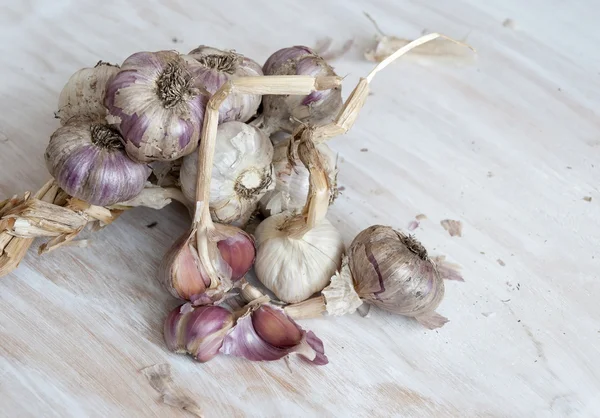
[44,120,150,206]
[259,133,337,216]
[180,121,274,226]
[254,133,344,303]
[56,61,120,124]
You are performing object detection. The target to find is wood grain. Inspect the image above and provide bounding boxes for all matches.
[1,0,599,417]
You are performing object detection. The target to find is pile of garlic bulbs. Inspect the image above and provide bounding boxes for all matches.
[0,33,468,366]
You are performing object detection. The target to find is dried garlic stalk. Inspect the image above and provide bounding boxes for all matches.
[0,180,189,277]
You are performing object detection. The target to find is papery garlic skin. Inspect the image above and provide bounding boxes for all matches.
[164,304,234,362]
[180,121,274,226]
[57,61,119,125]
[261,46,342,134]
[105,51,208,162]
[44,121,150,206]
[348,225,445,319]
[259,137,337,216]
[220,304,328,365]
[254,213,344,303]
[159,225,256,301]
[188,46,263,122]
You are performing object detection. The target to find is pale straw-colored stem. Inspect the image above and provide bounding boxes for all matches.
[284,296,327,320]
[312,33,474,144]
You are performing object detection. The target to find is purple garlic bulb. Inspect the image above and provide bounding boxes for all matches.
[164,303,234,362]
[260,46,342,134]
[105,51,208,163]
[44,120,150,206]
[221,304,328,365]
[188,46,263,123]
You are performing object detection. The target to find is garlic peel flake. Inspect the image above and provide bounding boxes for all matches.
[322,258,363,316]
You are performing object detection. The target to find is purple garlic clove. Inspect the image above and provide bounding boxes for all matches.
[164,304,234,362]
[220,304,328,365]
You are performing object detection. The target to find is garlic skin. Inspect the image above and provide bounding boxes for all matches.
[105,51,208,162]
[188,46,263,123]
[180,121,274,225]
[220,304,328,365]
[57,61,119,125]
[348,225,447,326]
[164,303,234,362]
[254,213,344,303]
[259,137,337,216]
[159,225,255,301]
[44,121,150,206]
[261,46,342,134]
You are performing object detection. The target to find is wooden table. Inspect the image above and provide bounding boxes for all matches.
[1,0,599,416]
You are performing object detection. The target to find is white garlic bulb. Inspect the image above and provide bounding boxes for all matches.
[259,136,337,216]
[56,61,120,124]
[180,121,274,226]
[254,212,344,303]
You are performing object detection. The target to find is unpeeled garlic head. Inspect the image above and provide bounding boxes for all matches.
[180,121,274,226]
[254,212,344,303]
[259,137,337,217]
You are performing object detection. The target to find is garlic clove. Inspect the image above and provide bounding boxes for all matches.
[164,304,234,362]
[216,230,256,281]
[251,305,302,348]
[220,304,328,365]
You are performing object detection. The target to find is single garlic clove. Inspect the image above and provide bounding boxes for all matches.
[220,304,328,365]
[216,230,256,281]
[159,231,211,300]
[164,304,234,362]
[251,305,303,348]
[348,225,446,321]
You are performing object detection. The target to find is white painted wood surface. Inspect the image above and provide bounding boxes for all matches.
[1,0,599,416]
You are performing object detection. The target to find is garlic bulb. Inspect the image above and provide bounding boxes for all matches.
[105,51,208,162]
[164,303,234,362]
[259,46,342,134]
[254,135,344,303]
[348,226,447,325]
[259,134,337,216]
[56,61,119,124]
[180,121,274,225]
[188,46,263,122]
[159,224,255,301]
[221,303,328,365]
[45,120,150,206]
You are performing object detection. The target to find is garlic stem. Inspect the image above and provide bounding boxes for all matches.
[312,33,473,145]
[284,296,326,320]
